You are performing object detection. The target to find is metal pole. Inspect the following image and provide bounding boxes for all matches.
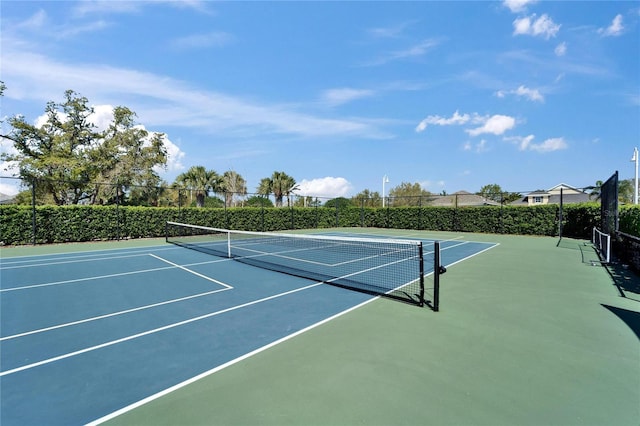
[382,175,389,208]
[632,147,638,205]
[31,179,36,245]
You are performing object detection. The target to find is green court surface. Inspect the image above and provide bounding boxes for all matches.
[4,230,640,425]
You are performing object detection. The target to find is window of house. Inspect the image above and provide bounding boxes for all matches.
[533,196,543,203]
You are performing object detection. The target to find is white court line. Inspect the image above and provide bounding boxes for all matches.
[1,255,233,341]
[0,286,232,342]
[0,281,325,377]
[0,243,176,264]
[86,295,379,426]
[149,254,233,289]
[441,242,500,269]
[0,253,152,270]
[0,258,228,293]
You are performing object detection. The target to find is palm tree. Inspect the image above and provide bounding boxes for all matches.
[257,171,298,207]
[175,166,221,207]
[588,180,603,201]
[222,170,247,207]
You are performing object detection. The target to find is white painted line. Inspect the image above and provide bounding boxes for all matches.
[0,282,325,377]
[442,243,500,269]
[86,295,380,426]
[149,254,233,289]
[0,258,228,293]
[1,253,152,270]
[0,287,232,342]
[0,243,175,262]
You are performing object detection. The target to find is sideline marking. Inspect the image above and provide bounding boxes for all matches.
[1,287,231,342]
[0,281,325,377]
[0,258,227,292]
[86,295,379,426]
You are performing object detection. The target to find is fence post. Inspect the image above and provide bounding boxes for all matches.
[31,179,36,245]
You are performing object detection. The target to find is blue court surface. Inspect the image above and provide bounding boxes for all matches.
[0,233,496,425]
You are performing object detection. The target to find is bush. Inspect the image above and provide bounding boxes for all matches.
[0,202,604,246]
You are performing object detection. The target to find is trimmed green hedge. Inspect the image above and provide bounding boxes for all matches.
[2,203,638,246]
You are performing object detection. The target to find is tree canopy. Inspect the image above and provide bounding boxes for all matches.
[257,171,298,207]
[477,184,521,204]
[388,182,432,206]
[1,90,167,205]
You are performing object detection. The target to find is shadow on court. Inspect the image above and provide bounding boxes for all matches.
[602,305,640,340]
[606,261,640,301]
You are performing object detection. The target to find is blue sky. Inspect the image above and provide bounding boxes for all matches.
[1,0,639,198]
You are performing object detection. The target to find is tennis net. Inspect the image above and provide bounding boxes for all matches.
[166,221,439,308]
[592,227,611,264]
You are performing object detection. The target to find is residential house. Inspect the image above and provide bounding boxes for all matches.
[510,184,591,206]
[430,190,501,207]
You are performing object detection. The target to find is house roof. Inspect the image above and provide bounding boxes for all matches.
[509,183,592,205]
[547,183,586,195]
[431,192,500,207]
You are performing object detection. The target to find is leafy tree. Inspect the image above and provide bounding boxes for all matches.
[292,195,320,207]
[174,166,221,208]
[1,90,167,205]
[91,106,167,205]
[619,178,634,204]
[324,197,354,208]
[245,195,274,207]
[222,170,247,207]
[257,171,298,207]
[476,184,520,204]
[477,184,504,203]
[588,180,603,200]
[388,182,432,206]
[502,192,523,204]
[352,189,382,207]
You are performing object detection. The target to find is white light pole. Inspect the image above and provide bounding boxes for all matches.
[382,175,389,208]
[632,147,638,205]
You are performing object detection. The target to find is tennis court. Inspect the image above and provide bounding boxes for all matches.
[1,227,496,425]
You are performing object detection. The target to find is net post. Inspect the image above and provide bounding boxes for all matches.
[433,241,440,312]
[418,243,425,307]
[227,231,232,258]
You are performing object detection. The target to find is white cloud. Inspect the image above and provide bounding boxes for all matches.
[367,21,415,38]
[599,14,624,37]
[463,139,488,153]
[321,88,375,107]
[528,137,567,152]
[364,39,440,66]
[496,85,544,102]
[466,115,516,137]
[296,177,353,198]
[419,180,446,192]
[554,42,567,56]
[513,14,560,39]
[503,0,537,13]
[155,133,185,173]
[415,110,471,132]
[170,31,234,50]
[515,85,544,102]
[506,134,568,152]
[1,48,390,140]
